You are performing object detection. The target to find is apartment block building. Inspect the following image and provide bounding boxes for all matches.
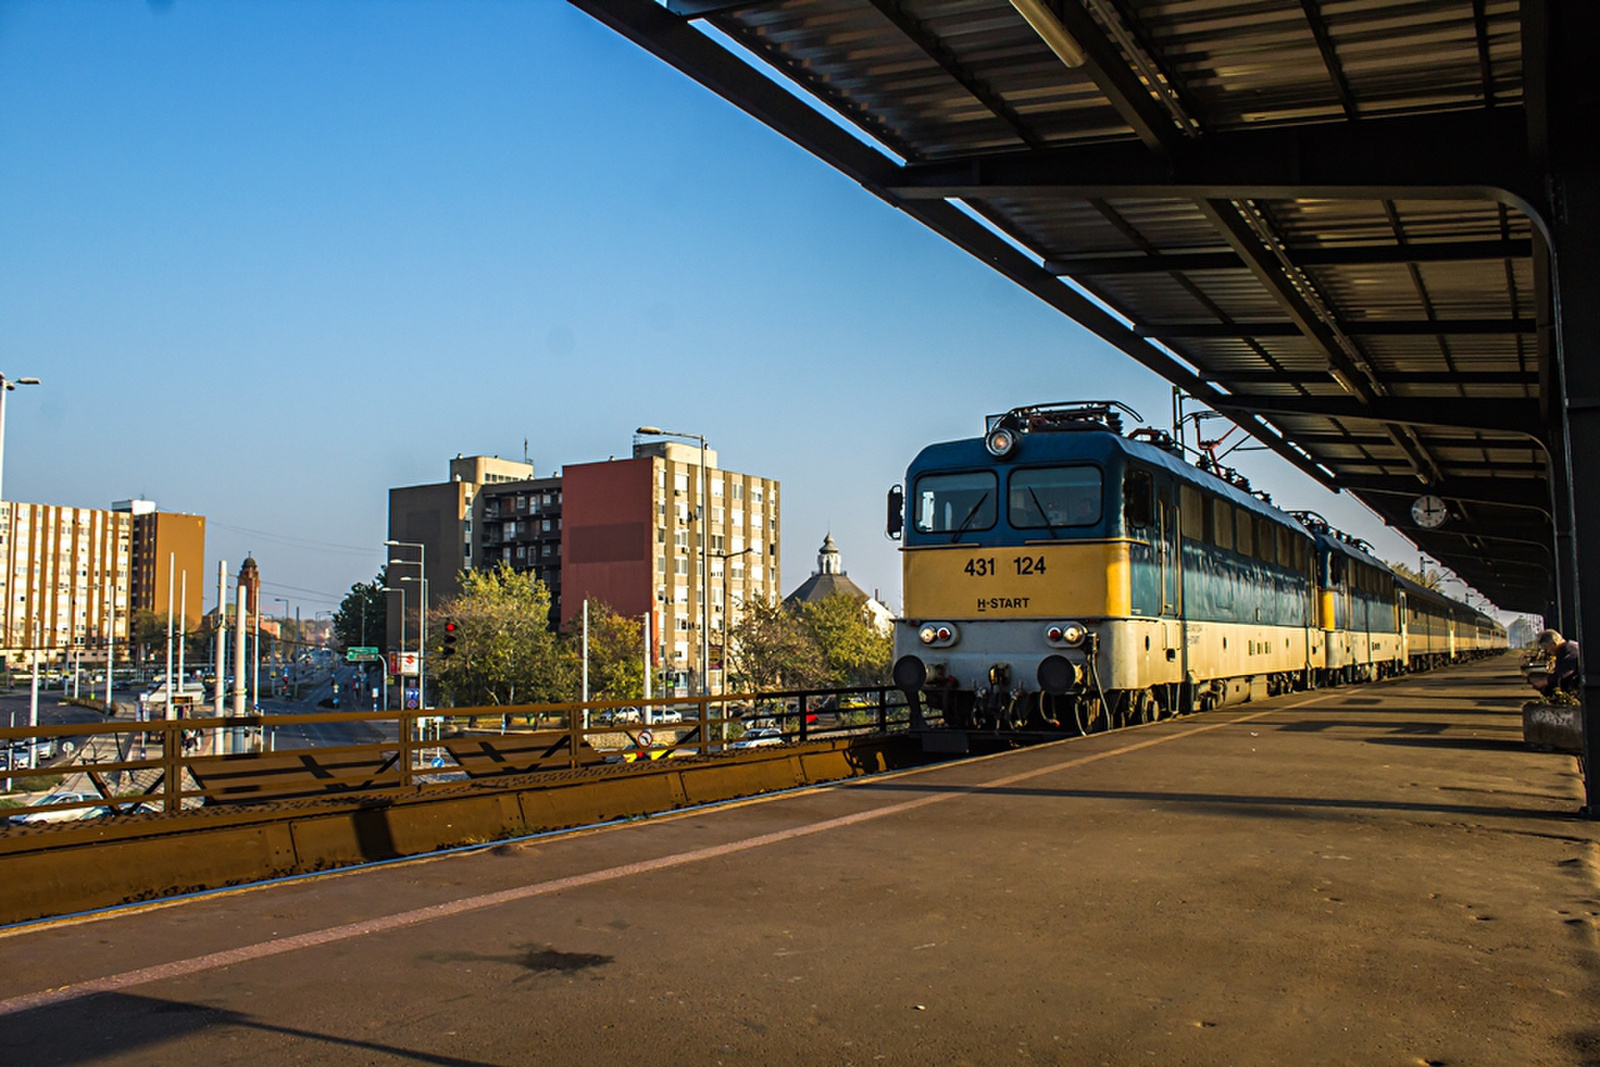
[564,441,780,692]
[387,455,537,648]
[0,498,205,666]
[475,475,564,614]
[387,440,780,693]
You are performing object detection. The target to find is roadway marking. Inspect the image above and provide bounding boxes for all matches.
[0,695,1331,1018]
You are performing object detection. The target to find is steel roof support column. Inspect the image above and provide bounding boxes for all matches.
[1532,0,1600,816]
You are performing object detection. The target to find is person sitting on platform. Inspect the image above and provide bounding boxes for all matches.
[1529,629,1581,698]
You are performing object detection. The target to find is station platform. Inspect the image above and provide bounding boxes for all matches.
[0,655,1593,1065]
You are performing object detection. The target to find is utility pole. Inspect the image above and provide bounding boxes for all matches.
[165,552,175,721]
[214,560,227,717]
[103,571,115,711]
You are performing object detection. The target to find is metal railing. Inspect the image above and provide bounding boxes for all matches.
[0,685,917,828]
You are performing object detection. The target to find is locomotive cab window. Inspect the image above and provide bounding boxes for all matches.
[1009,466,1102,529]
[1123,469,1154,528]
[913,471,997,534]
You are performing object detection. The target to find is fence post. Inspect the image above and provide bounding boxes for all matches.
[798,693,809,743]
[163,719,181,814]
[878,687,887,732]
[398,711,414,789]
[569,706,581,770]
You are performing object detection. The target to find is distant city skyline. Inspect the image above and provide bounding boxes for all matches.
[0,1,1505,622]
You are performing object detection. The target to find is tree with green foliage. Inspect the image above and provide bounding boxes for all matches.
[566,601,645,700]
[332,568,389,654]
[130,609,167,664]
[429,564,574,707]
[795,592,893,687]
[727,595,823,693]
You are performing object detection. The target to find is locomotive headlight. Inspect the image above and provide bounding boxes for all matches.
[1045,621,1087,648]
[918,622,959,648]
[985,426,1019,458]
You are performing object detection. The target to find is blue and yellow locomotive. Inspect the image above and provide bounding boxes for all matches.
[887,402,1505,733]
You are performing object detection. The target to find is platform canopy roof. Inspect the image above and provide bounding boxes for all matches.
[573,0,1556,613]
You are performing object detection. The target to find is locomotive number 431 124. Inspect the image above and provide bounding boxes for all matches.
[964,556,1047,577]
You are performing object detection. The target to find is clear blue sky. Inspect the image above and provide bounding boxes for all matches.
[0,0,1495,618]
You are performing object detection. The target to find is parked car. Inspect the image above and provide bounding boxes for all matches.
[8,791,101,825]
[612,707,643,724]
[731,727,784,750]
[653,709,683,724]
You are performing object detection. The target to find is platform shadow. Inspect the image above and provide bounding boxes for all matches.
[853,780,1579,822]
[0,991,501,1067]
[1363,735,1530,753]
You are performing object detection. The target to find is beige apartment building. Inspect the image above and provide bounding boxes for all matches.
[0,498,205,667]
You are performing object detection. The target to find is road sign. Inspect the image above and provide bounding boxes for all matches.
[388,651,420,677]
[345,647,380,662]
[638,729,653,747]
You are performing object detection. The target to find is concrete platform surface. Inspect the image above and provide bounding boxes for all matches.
[0,655,1594,1065]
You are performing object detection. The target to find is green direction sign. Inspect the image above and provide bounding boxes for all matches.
[345,646,381,661]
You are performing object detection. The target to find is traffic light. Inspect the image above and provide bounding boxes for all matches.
[441,620,458,658]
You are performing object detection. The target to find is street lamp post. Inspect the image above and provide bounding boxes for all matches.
[637,427,709,698]
[386,540,427,710]
[381,582,404,711]
[272,597,289,698]
[0,372,42,505]
[399,574,428,709]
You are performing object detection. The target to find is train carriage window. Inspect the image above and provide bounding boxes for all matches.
[1181,486,1203,540]
[1257,518,1277,565]
[1277,526,1293,567]
[1010,466,1102,529]
[1210,497,1233,551]
[1235,507,1254,557]
[1123,469,1154,528]
[913,471,997,533]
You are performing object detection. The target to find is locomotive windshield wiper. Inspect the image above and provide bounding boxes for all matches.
[950,493,989,544]
[1026,486,1059,539]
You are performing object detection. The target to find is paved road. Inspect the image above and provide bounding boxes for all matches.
[0,657,1593,1064]
[253,663,393,750]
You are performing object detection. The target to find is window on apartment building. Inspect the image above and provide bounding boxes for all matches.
[750,563,763,581]
[464,543,472,560]
[674,529,688,550]
[515,495,526,511]
[515,546,526,560]
[731,510,743,526]
[674,473,689,493]
[732,483,743,501]
[675,558,688,576]
[676,616,690,631]
[657,528,666,543]
[731,564,744,580]
[711,535,724,552]
[676,503,689,522]
[711,559,724,578]
[712,480,723,497]
[542,519,552,532]
[658,556,667,572]
[752,486,764,504]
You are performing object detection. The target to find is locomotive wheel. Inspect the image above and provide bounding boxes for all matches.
[1130,689,1157,725]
